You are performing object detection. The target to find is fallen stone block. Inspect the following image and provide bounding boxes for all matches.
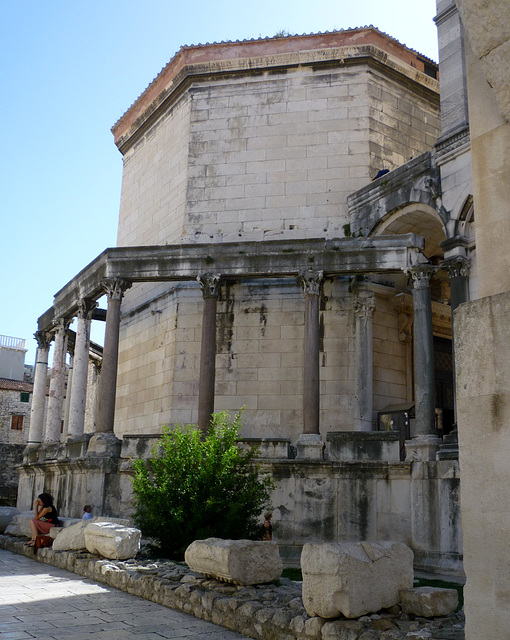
[52,516,132,551]
[400,586,459,617]
[185,538,283,585]
[301,541,414,619]
[0,507,20,533]
[5,513,81,538]
[84,522,141,560]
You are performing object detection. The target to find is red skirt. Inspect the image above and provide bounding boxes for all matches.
[32,519,56,534]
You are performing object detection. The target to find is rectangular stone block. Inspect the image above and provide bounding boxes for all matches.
[400,587,459,617]
[301,541,414,618]
[185,538,282,585]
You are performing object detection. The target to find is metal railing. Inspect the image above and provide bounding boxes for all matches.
[0,334,26,350]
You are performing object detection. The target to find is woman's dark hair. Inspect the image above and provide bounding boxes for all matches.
[38,493,54,508]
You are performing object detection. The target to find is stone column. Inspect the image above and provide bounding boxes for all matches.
[62,349,74,438]
[94,279,131,439]
[44,319,69,443]
[297,270,324,459]
[27,331,51,445]
[68,299,97,439]
[406,265,440,459]
[197,275,220,432]
[437,255,471,459]
[353,290,376,432]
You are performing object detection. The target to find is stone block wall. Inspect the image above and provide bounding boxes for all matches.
[0,443,24,506]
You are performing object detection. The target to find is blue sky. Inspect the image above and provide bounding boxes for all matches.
[0,0,439,365]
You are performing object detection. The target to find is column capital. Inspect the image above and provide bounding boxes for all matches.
[440,255,471,279]
[405,264,437,289]
[300,270,324,295]
[102,278,132,301]
[77,298,98,320]
[52,317,71,333]
[34,330,52,350]
[353,291,375,318]
[197,274,221,299]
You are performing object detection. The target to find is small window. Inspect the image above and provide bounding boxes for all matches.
[20,392,30,403]
[11,415,24,430]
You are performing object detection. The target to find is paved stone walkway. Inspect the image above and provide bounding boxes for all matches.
[0,548,250,640]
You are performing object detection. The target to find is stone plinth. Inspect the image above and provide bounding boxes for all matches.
[326,431,401,462]
[301,541,414,619]
[240,438,291,459]
[185,538,283,585]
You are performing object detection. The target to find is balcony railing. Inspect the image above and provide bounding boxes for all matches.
[0,334,26,350]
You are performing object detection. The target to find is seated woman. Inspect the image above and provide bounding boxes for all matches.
[27,493,61,547]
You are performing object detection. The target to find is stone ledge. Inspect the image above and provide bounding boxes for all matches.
[0,535,465,640]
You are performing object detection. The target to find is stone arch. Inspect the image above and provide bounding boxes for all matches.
[371,202,447,260]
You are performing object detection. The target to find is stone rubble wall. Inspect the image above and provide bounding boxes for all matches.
[0,534,464,640]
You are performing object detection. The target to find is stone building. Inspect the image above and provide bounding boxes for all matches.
[18,21,476,573]
[0,335,33,504]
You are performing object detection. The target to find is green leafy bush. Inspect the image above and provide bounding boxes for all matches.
[131,411,273,558]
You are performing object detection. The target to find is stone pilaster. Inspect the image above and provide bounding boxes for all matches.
[27,331,52,445]
[296,271,324,460]
[93,279,131,440]
[353,290,375,432]
[406,265,440,459]
[68,299,97,439]
[197,275,221,432]
[44,319,69,443]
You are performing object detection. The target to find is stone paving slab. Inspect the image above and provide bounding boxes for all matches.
[0,548,250,640]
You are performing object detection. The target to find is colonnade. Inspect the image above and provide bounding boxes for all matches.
[27,262,467,458]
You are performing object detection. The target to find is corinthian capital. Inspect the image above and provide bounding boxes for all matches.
[300,270,323,295]
[440,256,471,279]
[405,265,437,290]
[34,330,52,350]
[197,274,221,299]
[102,278,132,301]
[76,298,98,320]
[353,291,375,318]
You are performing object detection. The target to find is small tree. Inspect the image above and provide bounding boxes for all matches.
[131,411,273,558]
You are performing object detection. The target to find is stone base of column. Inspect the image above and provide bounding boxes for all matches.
[87,432,121,458]
[65,433,93,459]
[38,442,64,461]
[23,444,42,464]
[405,435,441,461]
[296,433,324,460]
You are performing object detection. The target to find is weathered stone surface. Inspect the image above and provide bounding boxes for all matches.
[185,538,282,585]
[400,587,458,617]
[301,541,414,619]
[5,512,36,537]
[52,517,130,550]
[84,522,141,560]
[0,506,20,533]
[5,513,82,538]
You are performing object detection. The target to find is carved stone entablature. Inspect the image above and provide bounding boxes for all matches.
[347,151,447,237]
[434,126,470,165]
[198,274,221,299]
[440,255,471,279]
[101,278,132,301]
[300,270,324,296]
[393,292,452,340]
[353,291,375,318]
